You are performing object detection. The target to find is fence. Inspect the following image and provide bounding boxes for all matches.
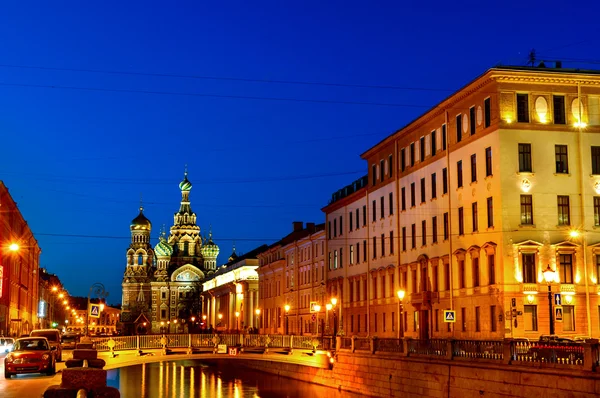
[88,334,599,371]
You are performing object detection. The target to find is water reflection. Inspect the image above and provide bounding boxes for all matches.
[106,359,366,398]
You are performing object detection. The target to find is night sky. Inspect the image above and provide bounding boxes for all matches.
[1,0,599,303]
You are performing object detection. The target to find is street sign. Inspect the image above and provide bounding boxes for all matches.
[554,293,562,306]
[310,302,319,313]
[555,306,563,322]
[311,313,317,322]
[89,303,101,318]
[511,298,516,308]
[443,310,456,323]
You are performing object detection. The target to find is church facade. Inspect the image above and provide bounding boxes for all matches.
[120,172,220,334]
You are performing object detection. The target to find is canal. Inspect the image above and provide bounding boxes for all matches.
[106,359,368,397]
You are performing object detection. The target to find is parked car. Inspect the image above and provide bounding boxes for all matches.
[60,333,81,349]
[0,337,15,353]
[4,337,56,378]
[30,329,63,362]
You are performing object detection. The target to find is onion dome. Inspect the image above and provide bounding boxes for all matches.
[201,231,220,258]
[130,207,152,230]
[228,244,238,262]
[179,171,192,192]
[154,234,173,257]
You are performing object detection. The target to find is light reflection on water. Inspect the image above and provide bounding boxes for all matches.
[106,359,367,398]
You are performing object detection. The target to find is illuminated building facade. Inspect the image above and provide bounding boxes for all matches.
[256,222,325,335]
[325,65,600,340]
[120,172,220,334]
[0,181,41,337]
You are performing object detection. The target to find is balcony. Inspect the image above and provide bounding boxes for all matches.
[560,284,576,295]
[410,291,432,309]
[522,283,539,294]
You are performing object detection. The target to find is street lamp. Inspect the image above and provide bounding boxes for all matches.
[255,308,261,332]
[314,304,321,335]
[543,264,556,335]
[284,304,290,335]
[8,243,19,252]
[397,289,405,338]
[235,311,240,332]
[87,283,108,337]
[330,298,338,337]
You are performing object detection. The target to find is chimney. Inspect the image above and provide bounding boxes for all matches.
[292,221,303,232]
[306,222,315,232]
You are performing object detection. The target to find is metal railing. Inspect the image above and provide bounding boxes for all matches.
[354,338,370,351]
[407,339,447,356]
[453,340,503,360]
[375,338,404,354]
[511,340,584,365]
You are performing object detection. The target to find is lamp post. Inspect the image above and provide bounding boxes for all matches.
[330,297,338,337]
[284,305,290,335]
[87,283,108,338]
[314,304,321,335]
[325,303,332,335]
[173,319,178,333]
[543,265,556,335]
[235,311,240,332]
[397,289,405,339]
[255,308,261,332]
[202,315,207,332]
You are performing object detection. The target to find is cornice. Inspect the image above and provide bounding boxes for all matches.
[491,72,600,86]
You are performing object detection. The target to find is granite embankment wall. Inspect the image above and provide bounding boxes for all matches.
[218,352,600,398]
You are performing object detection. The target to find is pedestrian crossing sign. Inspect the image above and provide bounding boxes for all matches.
[444,310,456,323]
[89,303,101,318]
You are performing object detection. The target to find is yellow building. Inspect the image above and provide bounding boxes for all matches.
[325,65,600,340]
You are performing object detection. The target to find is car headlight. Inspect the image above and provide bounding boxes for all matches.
[42,354,50,360]
[5,354,14,363]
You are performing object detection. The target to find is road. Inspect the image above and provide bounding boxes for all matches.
[0,350,72,398]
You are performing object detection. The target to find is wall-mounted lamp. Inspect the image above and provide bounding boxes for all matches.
[521,178,531,192]
[526,294,535,304]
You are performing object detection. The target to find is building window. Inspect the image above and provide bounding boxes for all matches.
[363,205,367,226]
[340,248,343,268]
[410,142,415,167]
[595,197,600,226]
[442,168,448,194]
[389,154,393,178]
[557,195,571,225]
[431,173,437,199]
[432,265,438,292]
[456,114,462,143]
[488,254,495,285]
[349,211,353,231]
[381,234,385,257]
[592,147,600,175]
[380,196,384,219]
[520,195,533,225]
[411,224,416,249]
[390,231,394,254]
[161,309,167,319]
[563,306,575,332]
[372,164,376,186]
[487,197,494,228]
[485,147,492,177]
[475,306,480,332]
[372,237,377,259]
[470,154,477,182]
[524,305,538,331]
[553,95,566,124]
[402,227,407,251]
[490,305,497,332]
[443,212,449,240]
[401,148,406,172]
[356,208,360,228]
[420,178,426,204]
[484,98,491,128]
[334,250,338,269]
[372,200,377,222]
[461,307,466,332]
[431,130,436,155]
[432,216,438,244]
[457,160,463,188]
[380,159,384,181]
[517,93,529,123]
[522,253,536,284]
[401,187,406,211]
[421,220,427,247]
[555,145,569,174]
[356,243,360,264]
[518,143,532,172]
[363,240,367,262]
[410,183,416,207]
[442,124,447,150]
[350,245,354,265]
[333,219,337,238]
[472,202,478,232]
[470,106,476,135]
[328,221,331,239]
[559,253,573,284]
[459,260,465,289]
[473,257,480,287]
[420,137,425,162]
[458,207,464,236]
[339,215,343,236]
[389,192,394,216]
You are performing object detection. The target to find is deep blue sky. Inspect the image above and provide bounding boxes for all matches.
[1,0,599,303]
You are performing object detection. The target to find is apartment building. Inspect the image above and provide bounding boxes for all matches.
[325,65,600,340]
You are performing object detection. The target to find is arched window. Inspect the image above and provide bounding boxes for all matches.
[138,254,143,265]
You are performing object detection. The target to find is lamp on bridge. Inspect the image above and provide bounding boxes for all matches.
[255,308,261,331]
[330,297,338,337]
[397,289,405,338]
[313,305,321,335]
[284,305,290,335]
[543,264,557,335]
[235,311,240,332]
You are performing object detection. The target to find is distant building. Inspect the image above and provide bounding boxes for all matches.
[66,296,120,336]
[256,222,325,335]
[325,65,600,340]
[120,172,220,334]
[0,181,42,337]
[37,268,69,329]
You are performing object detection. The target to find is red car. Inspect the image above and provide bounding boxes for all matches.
[4,337,56,378]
